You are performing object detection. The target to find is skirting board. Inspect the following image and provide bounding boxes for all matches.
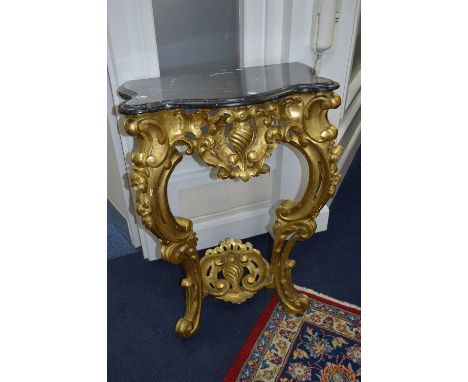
[140,204,330,260]
[338,123,361,180]
[195,204,329,251]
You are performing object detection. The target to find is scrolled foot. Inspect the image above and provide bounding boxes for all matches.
[274,260,311,314]
[272,220,316,315]
[175,275,201,338]
[175,317,198,338]
[281,288,310,314]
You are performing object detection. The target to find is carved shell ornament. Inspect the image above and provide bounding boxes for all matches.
[200,238,273,303]
[196,106,281,181]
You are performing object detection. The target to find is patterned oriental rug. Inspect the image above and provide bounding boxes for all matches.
[224,286,361,382]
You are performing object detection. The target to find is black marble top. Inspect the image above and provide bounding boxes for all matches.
[118,62,339,115]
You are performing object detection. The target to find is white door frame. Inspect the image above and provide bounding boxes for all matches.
[107,73,141,248]
[107,0,161,260]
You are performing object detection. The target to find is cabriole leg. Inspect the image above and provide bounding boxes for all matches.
[271,91,343,314]
[161,224,202,338]
[124,115,203,338]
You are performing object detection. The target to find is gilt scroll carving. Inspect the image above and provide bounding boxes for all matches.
[122,91,343,337]
[200,238,273,304]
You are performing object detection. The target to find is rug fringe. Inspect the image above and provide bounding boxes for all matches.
[294,285,361,311]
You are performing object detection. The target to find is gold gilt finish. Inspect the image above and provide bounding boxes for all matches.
[200,238,273,304]
[123,91,342,337]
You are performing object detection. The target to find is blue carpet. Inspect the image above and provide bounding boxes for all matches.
[107,147,360,382]
[107,221,137,260]
[107,201,138,259]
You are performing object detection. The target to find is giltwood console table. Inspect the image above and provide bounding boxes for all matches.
[118,63,343,338]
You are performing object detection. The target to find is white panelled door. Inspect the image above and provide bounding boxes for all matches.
[107,0,361,260]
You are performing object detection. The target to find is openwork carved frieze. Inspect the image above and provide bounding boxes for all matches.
[122,91,343,337]
[123,92,340,183]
